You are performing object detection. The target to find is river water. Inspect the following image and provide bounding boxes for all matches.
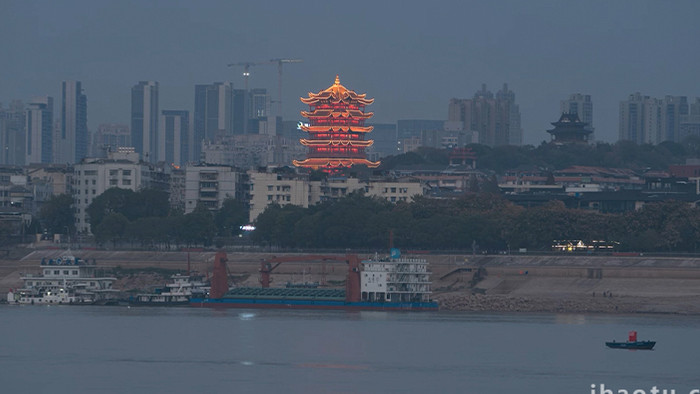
[1,305,699,394]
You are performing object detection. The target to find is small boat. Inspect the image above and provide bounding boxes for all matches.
[605,341,656,350]
[130,274,209,306]
[605,331,655,350]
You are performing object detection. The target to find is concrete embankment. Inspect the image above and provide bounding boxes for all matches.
[2,249,700,314]
[429,254,700,314]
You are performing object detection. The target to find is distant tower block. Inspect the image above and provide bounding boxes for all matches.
[294,75,380,173]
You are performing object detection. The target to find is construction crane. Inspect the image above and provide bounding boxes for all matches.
[258,254,360,289]
[269,58,303,117]
[226,61,267,92]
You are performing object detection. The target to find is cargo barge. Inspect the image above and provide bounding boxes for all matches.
[190,252,438,311]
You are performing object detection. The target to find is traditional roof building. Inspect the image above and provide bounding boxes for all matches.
[547,113,592,144]
[294,76,380,172]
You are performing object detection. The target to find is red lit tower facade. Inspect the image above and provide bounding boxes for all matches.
[294,75,380,172]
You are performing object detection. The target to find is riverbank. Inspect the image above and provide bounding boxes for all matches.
[3,248,700,314]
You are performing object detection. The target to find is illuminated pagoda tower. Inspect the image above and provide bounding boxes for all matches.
[294,75,380,172]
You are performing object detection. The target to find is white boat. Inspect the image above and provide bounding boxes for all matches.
[7,287,77,305]
[6,250,118,305]
[131,274,209,305]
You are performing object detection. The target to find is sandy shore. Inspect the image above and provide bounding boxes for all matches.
[3,249,700,315]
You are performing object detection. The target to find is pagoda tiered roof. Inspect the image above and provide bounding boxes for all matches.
[300,139,374,147]
[301,75,375,106]
[300,125,374,133]
[295,75,380,172]
[293,158,381,168]
[301,109,374,119]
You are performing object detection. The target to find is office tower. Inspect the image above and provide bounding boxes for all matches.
[560,94,594,140]
[496,84,522,146]
[619,93,664,144]
[233,89,248,135]
[448,83,523,147]
[680,98,700,140]
[0,100,26,165]
[397,119,445,141]
[159,110,189,166]
[92,123,130,156]
[662,95,688,143]
[368,123,398,158]
[131,81,159,162]
[193,82,234,160]
[620,93,689,144]
[247,88,270,134]
[194,82,233,141]
[60,81,88,164]
[25,96,53,164]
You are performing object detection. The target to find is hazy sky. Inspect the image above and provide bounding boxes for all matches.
[2,0,699,145]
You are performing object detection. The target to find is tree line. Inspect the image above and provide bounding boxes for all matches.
[39,188,247,247]
[252,192,700,253]
[37,187,700,252]
[378,137,700,174]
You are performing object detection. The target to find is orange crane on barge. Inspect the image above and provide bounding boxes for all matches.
[208,252,362,302]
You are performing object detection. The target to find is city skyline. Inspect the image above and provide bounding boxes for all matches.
[2,1,700,145]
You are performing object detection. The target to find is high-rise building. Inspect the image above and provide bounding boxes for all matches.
[495,84,522,146]
[91,123,130,157]
[396,119,444,141]
[0,100,26,166]
[247,88,271,135]
[560,94,594,140]
[620,93,689,144]
[662,95,688,143]
[59,81,88,164]
[619,93,650,144]
[367,123,398,158]
[225,87,273,137]
[680,98,700,140]
[131,81,159,162]
[25,96,53,164]
[232,89,248,135]
[448,83,522,147]
[159,110,189,166]
[193,82,234,151]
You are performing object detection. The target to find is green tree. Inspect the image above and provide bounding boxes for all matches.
[86,188,135,230]
[215,198,249,237]
[183,204,216,246]
[93,212,129,247]
[39,194,75,234]
[130,188,170,220]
